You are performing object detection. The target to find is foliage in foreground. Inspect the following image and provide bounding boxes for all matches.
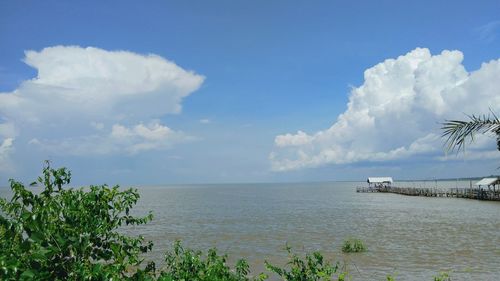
[265,244,347,281]
[158,240,267,281]
[341,238,366,253]
[0,162,155,280]
[0,163,453,280]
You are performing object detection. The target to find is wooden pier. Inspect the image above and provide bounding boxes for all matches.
[356,186,500,201]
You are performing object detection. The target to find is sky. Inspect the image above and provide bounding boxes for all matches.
[0,1,499,185]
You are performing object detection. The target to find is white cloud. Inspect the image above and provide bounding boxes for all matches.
[109,121,191,154]
[0,46,204,165]
[30,121,191,155]
[199,119,211,124]
[0,120,16,172]
[275,131,313,147]
[0,138,14,172]
[271,48,500,171]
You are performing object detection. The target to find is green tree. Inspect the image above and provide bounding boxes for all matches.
[442,112,500,152]
[0,161,155,280]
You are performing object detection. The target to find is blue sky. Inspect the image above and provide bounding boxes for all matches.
[0,1,499,185]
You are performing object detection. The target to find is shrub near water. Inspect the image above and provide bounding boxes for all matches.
[158,241,347,281]
[265,244,347,281]
[341,238,366,253]
[0,162,155,280]
[158,240,267,281]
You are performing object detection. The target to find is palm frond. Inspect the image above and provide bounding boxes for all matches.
[441,112,500,153]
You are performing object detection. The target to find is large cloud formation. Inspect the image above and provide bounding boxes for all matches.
[0,46,204,171]
[271,48,500,171]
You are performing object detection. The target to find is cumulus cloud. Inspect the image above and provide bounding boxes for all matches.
[29,121,191,156]
[271,48,500,171]
[0,138,14,172]
[0,46,204,169]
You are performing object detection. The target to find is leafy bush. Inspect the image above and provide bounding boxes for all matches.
[0,161,155,280]
[433,271,451,281]
[158,240,267,281]
[341,238,366,253]
[265,244,347,281]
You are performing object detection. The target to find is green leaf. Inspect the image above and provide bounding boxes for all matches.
[20,269,35,279]
[30,231,44,243]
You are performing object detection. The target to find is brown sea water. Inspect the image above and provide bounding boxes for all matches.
[121,181,500,280]
[3,181,500,280]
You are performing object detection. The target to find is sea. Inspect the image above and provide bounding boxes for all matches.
[3,180,500,280]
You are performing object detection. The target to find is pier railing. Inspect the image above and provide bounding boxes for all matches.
[356,186,500,201]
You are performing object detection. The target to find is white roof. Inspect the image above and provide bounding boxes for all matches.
[475,177,499,186]
[367,177,393,183]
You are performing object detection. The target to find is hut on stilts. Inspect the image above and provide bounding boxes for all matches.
[475,177,500,200]
[367,177,393,191]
